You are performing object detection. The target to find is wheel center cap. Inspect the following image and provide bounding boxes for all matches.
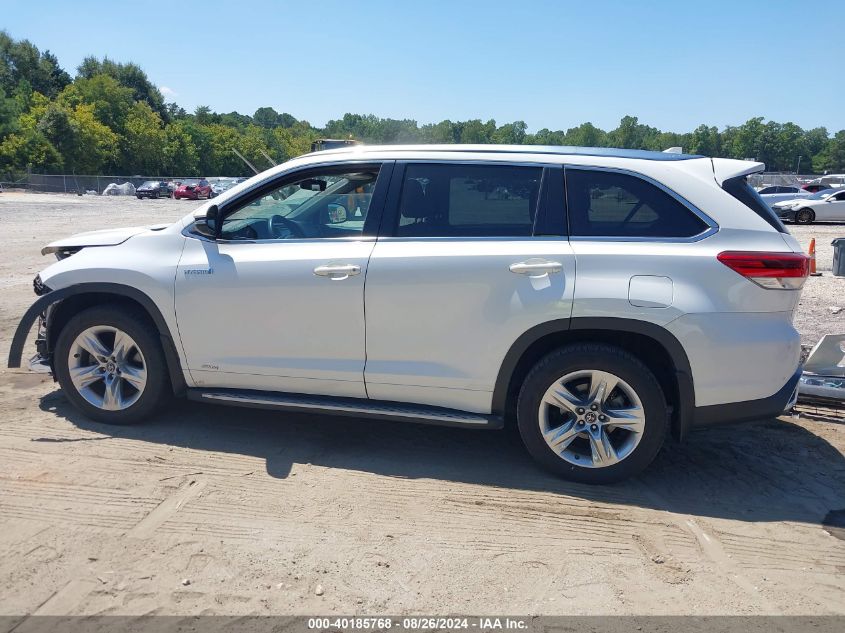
[105,361,116,374]
[585,411,598,423]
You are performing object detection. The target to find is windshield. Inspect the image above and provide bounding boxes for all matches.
[181,179,199,186]
[141,181,159,187]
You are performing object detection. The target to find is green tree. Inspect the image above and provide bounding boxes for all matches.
[122,101,166,173]
[459,119,496,143]
[815,130,845,172]
[608,116,660,149]
[688,124,721,156]
[163,120,199,175]
[0,31,71,98]
[58,75,134,131]
[194,105,215,125]
[563,122,606,147]
[492,121,528,144]
[77,56,166,120]
[37,102,118,173]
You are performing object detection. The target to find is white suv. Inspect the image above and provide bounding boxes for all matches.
[9,145,809,483]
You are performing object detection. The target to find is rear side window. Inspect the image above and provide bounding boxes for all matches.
[722,175,787,233]
[565,168,708,238]
[395,163,542,237]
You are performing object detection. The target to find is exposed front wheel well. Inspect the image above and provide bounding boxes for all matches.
[496,326,688,440]
[46,290,186,396]
[48,294,155,352]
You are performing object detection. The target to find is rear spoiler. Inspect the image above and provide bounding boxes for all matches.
[711,158,765,185]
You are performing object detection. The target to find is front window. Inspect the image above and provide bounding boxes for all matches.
[217,167,380,240]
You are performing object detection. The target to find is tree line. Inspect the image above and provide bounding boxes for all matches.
[1,31,843,178]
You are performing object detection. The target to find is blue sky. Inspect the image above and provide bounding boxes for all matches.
[4,0,842,132]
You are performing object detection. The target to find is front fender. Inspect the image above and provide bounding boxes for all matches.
[7,283,187,395]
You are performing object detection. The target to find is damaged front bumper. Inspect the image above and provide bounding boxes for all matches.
[29,310,53,374]
[798,374,845,407]
[797,334,845,408]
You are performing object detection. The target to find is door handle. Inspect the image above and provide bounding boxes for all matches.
[313,263,361,280]
[509,260,563,276]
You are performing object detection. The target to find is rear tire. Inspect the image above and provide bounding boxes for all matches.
[516,343,668,484]
[795,208,815,224]
[53,305,171,424]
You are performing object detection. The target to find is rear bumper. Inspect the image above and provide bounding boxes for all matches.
[691,366,802,428]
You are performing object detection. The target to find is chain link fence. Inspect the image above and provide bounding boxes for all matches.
[4,171,840,196]
[748,172,838,188]
[0,173,238,195]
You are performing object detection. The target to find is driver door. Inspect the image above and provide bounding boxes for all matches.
[175,162,392,398]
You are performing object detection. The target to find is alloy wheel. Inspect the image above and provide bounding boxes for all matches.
[538,369,645,468]
[67,326,147,410]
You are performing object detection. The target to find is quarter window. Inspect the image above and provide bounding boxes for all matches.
[395,163,542,237]
[565,169,708,238]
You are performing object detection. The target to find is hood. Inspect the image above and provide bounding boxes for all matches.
[774,197,815,208]
[41,224,169,256]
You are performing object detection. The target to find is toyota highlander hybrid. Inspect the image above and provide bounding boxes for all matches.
[8,145,809,483]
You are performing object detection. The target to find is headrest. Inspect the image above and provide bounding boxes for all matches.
[401,179,435,219]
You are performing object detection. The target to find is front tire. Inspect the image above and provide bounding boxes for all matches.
[516,343,668,484]
[54,306,170,424]
[795,208,815,224]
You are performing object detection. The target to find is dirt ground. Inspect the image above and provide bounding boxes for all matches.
[0,191,843,616]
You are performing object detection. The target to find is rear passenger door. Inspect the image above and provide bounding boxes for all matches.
[363,161,575,413]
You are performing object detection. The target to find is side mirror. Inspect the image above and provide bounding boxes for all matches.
[194,204,220,239]
[327,203,347,224]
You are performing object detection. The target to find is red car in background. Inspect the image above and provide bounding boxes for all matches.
[173,178,213,200]
[802,183,830,193]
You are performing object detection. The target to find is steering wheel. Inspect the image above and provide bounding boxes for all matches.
[268,214,305,239]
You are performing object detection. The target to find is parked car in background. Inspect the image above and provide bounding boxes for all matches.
[10,145,808,484]
[136,181,171,199]
[211,179,236,197]
[802,183,829,193]
[758,186,809,207]
[805,175,845,191]
[772,188,845,224]
[173,178,213,200]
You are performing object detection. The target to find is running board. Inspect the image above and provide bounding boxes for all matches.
[186,389,503,429]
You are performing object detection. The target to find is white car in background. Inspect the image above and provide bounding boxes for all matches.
[772,188,845,224]
[757,186,810,207]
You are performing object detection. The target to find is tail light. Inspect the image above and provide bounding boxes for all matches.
[717,251,809,290]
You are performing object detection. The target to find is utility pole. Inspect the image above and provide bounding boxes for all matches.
[231,148,260,175]
[796,155,803,174]
[258,149,277,168]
